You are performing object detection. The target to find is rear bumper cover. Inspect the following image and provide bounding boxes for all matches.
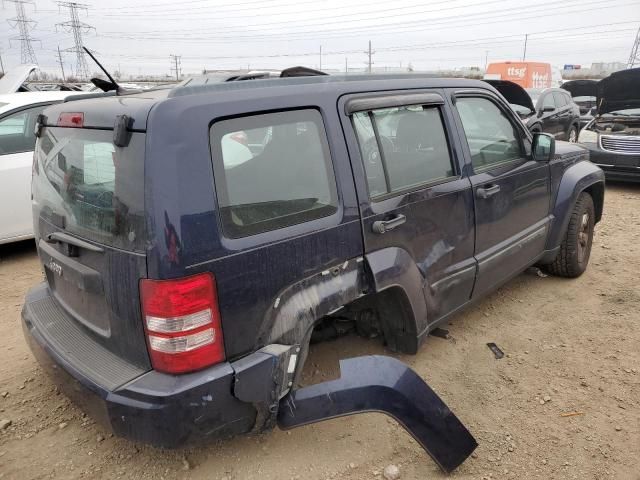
[22,283,293,447]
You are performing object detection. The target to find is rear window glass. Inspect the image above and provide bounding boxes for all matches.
[33,127,145,251]
[210,109,338,238]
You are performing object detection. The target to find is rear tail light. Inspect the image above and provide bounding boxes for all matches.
[140,273,225,374]
[57,112,84,127]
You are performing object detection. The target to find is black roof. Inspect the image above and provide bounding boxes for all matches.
[45,74,495,130]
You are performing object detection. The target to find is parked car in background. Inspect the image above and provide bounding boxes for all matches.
[0,91,85,244]
[486,80,581,141]
[578,68,640,182]
[561,79,598,128]
[22,73,603,471]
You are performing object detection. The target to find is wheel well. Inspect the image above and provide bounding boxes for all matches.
[583,182,604,223]
[308,287,419,355]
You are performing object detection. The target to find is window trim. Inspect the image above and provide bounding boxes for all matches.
[0,101,54,156]
[451,90,530,173]
[351,103,459,202]
[209,107,340,240]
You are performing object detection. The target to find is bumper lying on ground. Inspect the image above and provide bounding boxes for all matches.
[582,142,640,182]
[23,284,477,472]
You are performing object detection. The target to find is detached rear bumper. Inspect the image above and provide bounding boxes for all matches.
[22,283,294,448]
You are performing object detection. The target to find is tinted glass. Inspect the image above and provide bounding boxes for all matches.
[456,97,524,170]
[0,105,46,155]
[211,109,338,238]
[33,127,146,251]
[553,92,567,107]
[542,94,555,110]
[353,105,453,197]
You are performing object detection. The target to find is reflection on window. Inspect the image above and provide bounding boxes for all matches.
[0,105,46,155]
[353,105,453,198]
[211,109,338,238]
[456,97,524,170]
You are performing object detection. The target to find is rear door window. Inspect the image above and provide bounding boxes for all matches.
[352,105,454,198]
[210,109,338,238]
[33,127,146,251]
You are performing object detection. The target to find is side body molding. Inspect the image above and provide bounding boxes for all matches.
[277,355,478,473]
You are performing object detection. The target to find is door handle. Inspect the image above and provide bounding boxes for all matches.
[372,214,406,234]
[476,184,501,199]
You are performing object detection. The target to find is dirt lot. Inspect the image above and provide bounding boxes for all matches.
[1,183,638,480]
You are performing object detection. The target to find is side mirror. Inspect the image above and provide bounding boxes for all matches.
[542,105,555,113]
[532,132,555,162]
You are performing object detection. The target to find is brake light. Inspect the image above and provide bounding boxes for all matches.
[140,273,225,374]
[57,112,84,127]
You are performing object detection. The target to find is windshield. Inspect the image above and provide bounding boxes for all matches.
[33,127,146,251]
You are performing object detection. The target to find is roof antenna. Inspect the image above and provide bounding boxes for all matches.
[83,46,121,93]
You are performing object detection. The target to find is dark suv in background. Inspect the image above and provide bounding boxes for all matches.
[22,73,604,472]
[487,80,581,141]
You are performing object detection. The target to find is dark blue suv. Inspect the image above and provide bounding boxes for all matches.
[22,74,604,471]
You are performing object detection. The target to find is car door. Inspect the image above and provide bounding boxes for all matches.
[538,92,560,136]
[340,91,477,329]
[552,91,571,139]
[0,104,49,242]
[448,89,551,298]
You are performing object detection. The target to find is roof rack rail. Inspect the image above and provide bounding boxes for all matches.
[225,66,328,82]
[64,91,117,103]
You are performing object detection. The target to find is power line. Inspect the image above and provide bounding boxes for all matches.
[628,26,640,68]
[6,0,40,65]
[56,2,95,80]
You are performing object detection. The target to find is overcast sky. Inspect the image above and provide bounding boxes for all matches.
[1,0,638,77]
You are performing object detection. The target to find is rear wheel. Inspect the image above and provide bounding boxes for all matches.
[567,125,578,143]
[545,192,595,278]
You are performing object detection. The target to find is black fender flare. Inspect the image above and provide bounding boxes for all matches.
[545,160,605,253]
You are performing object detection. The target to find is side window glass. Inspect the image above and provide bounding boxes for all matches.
[542,94,555,110]
[0,105,46,155]
[553,92,567,107]
[210,109,338,238]
[456,97,525,171]
[353,104,454,198]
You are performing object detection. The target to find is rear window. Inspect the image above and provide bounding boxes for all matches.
[33,127,145,251]
[210,109,338,238]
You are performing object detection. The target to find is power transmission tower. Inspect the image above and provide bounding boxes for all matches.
[56,2,95,80]
[628,27,640,68]
[56,46,66,82]
[170,54,181,81]
[6,0,39,65]
[364,40,375,73]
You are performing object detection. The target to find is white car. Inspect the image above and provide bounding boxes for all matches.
[0,90,83,244]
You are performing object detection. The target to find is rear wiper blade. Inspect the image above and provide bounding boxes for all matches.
[46,232,104,253]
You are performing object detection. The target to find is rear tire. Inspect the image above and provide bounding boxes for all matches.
[545,192,595,278]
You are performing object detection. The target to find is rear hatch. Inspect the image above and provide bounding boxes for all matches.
[32,114,150,370]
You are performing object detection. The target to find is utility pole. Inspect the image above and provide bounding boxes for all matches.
[628,27,640,68]
[6,0,40,65]
[56,2,95,80]
[0,49,5,75]
[345,57,348,74]
[522,34,529,61]
[365,40,374,73]
[56,46,66,81]
[319,45,322,71]
[484,50,489,70]
[170,54,181,81]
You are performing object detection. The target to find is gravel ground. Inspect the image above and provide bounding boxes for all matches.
[0,183,638,480]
